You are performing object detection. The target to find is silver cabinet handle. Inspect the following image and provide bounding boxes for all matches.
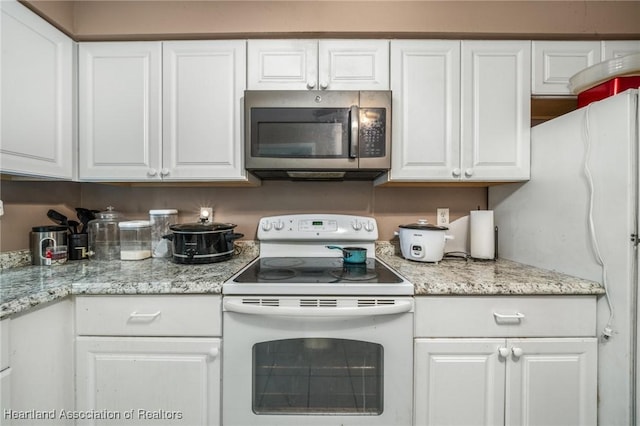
[493,312,525,323]
[129,311,161,321]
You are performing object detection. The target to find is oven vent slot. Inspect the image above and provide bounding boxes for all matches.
[300,299,338,308]
[241,298,280,307]
[358,299,396,307]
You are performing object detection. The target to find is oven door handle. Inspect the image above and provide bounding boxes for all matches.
[349,105,359,159]
[223,299,412,317]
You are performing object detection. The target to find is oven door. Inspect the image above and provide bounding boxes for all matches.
[222,296,413,426]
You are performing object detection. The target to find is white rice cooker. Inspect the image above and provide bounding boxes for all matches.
[396,219,453,263]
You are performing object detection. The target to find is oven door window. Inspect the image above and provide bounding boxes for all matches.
[252,338,383,415]
[251,108,350,158]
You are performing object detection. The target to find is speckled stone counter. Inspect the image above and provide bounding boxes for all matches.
[376,243,604,296]
[0,242,258,319]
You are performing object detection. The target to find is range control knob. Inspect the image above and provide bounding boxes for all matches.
[274,220,285,231]
[364,221,375,232]
[261,221,272,232]
[352,221,363,231]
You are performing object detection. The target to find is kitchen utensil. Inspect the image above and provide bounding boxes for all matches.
[75,207,98,234]
[30,226,68,265]
[87,206,124,261]
[397,219,453,263]
[326,245,367,264]
[68,220,80,234]
[119,220,152,260]
[163,221,243,264]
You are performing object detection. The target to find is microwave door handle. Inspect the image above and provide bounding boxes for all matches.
[349,105,359,159]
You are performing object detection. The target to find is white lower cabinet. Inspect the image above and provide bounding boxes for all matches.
[414,296,597,426]
[1,319,10,426]
[75,295,222,426]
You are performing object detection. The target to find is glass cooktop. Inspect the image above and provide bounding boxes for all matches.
[224,256,413,296]
[233,257,403,284]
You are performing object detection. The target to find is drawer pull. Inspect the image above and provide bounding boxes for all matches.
[129,311,161,321]
[493,312,525,323]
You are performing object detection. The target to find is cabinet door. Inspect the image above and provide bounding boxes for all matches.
[388,40,460,181]
[318,40,389,90]
[79,42,162,181]
[76,337,221,426]
[532,41,601,95]
[505,338,597,426]
[247,39,318,90]
[163,41,247,181]
[414,338,505,426]
[9,299,73,425]
[602,40,640,60]
[1,0,74,179]
[461,41,530,182]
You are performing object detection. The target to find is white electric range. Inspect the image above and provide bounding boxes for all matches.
[222,214,414,426]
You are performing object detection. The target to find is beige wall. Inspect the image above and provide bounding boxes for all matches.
[24,1,640,41]
[0,179,486,251]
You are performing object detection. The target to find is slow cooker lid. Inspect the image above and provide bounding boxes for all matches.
[169,222,236,233]
[399,219,448,231]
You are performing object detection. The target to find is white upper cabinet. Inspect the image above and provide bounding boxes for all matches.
[162,40,247,181]
[247,39,389,90]
[461,41,531,182]
[532,41,601,95]
[79,41,251,182]
[79,42,163,181]
[1,0,74,180]
[387,40,461,181]
[602,40,640,60]
[382,40,530,183]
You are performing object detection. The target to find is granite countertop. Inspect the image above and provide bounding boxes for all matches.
[0,242,259,319]
[376,244,605,296]
[0,241,603,320]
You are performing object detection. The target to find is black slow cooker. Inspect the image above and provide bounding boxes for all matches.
[163,221,244,264]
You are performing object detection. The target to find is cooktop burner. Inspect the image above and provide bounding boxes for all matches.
[233,257,402,284]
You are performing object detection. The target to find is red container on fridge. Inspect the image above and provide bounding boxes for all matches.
[570,52,640,108]
[577,76,640,108]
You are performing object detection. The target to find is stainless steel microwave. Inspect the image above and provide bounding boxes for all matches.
[244,90,391,180]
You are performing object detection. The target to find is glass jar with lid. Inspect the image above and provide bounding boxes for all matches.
[88,206,124,261]
[149,209,178,258]
[119,220,152,261]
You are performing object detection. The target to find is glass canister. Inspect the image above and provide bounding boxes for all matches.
[88,206,124,261]
[118,220,152,261]
[149,209,178,258]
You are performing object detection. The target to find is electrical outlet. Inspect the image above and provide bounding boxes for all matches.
[437,208,449,226]
[199,207,213,221]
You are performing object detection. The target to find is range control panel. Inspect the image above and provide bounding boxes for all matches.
[258,214,378,241]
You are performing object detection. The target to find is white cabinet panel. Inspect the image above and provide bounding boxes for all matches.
[532,41,601,94]
[163,40,247,180]
[248,39,389,90]
[247,39,318,90]
[79,42,162,180]
[1,368,10,426]
[602,40,640,60]
[388,40,460,180]
[506,338,597,426]
[76,337,221,426]
[461,41,530,181]
[0,0,74,179]
[414,338,505,426]
[318,40,389,90]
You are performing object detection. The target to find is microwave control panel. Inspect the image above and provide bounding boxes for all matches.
[359,108,386,158]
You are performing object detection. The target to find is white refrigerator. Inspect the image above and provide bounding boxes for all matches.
[490,89,639,426]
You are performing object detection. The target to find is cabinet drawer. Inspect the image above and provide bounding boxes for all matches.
[415,296,596,337]
[75,295,221,337]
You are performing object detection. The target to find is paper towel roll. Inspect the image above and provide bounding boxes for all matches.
[470,210,495,259]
